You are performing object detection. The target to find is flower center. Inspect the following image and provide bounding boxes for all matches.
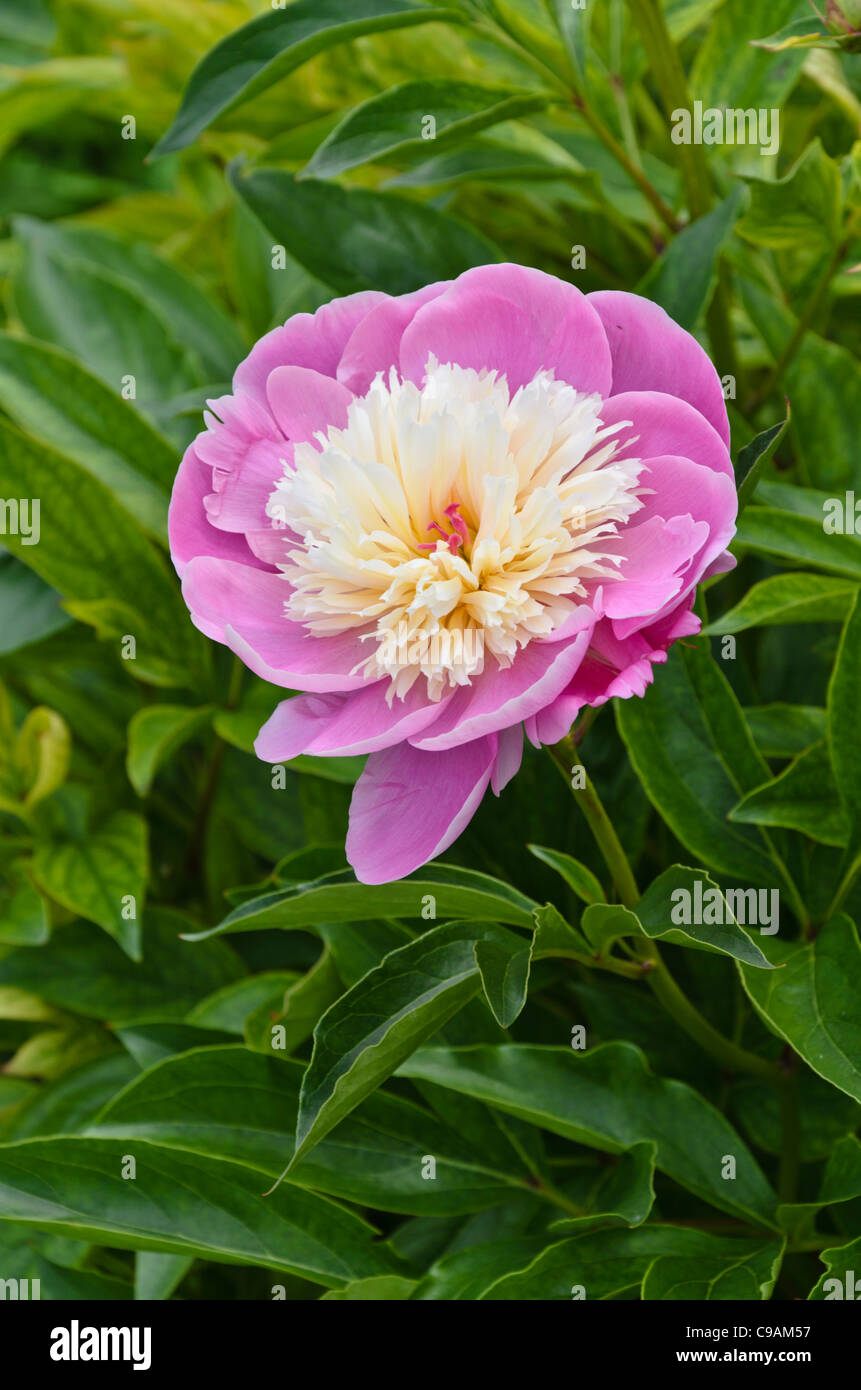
[266,358,643,702]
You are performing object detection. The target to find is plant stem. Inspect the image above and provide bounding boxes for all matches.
[746,236,848,414]
[548,734,640,908]
[777,1068,801,1205]
[547,740,781,1083]
[572,96,682,232]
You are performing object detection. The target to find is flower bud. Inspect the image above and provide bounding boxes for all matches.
[825,0,861,34]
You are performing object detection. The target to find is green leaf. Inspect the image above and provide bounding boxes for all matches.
[13,223,198,406]
[187,866,537,940]
[303,79,551,180]
[322,1275,416,1300]
[580,903,641,959]
[828,593,861,866]
[527,844,605,905]
[31,811,148,961]
[245,949,342,1056]
[617,645,782,886]
[152,0,466,158]
[13,219,244,384]
[126,705,214,797]
[808,1236,861,1298]
[0,870,49,947]
[399,1042,778,1226]
[473,935,532,1028]
[744,704,827,759]
[229,164,498,297]
[739,915,861,1103]
[15,705,70,807]
[730,743,848,847]
[0,1222,130,1301]
[483,1226,781,1300]
[0,555,71,655]
[93,1046,533,1217]
[778,1135,861,1240]
[638,185,745,330]
[0,1136,392,1288]
[0,421,203,686]
[705,573,856,634]
[5,1054,138,1141]
[641,1236,784,1300]
[134,1252,192,1302]
[291,921,526,1168]
[739,140,843,250]
[187,972,300,1036]
[550,1141,656,1234]
[635,865,775,968]
[0,333,175,542]
[734,409,791,514]
[113,1022,235,1071]
[0,910,244,1023]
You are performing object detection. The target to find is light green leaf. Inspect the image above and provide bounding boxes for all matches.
[473,934,532,1029]
[244,949,342,1056]
[303,79,551,180]
[0,333,175,542]
[31,811,148,961]
[134,1252,192,1302]
[152,0,466,157]
[187,972,300,1036]
[126,705,214,797]
[739,140,843,250]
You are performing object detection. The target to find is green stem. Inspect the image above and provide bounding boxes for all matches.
[547,740,781,1083]
[548,735,640,908]
[746,234,849,414]
[777,1069,801,1205]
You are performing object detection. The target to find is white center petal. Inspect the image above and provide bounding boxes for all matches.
[267,358,644,702]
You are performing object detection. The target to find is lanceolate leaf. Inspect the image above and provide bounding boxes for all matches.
[186,866,537,940]
[399,1041,779,1226]
[739,915,861,1103]
[706,573,856,634]
[229,165,498,297]
[291,922,527,1168]
[730,743,848,847]
[152,1,467,158]
[0,1136,393,1287]
[303,80,551,181]
[734,409,790,513]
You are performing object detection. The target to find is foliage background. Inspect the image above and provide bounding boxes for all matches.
[0,0,860,1301]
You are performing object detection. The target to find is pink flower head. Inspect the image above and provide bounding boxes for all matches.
[170,265,736,884]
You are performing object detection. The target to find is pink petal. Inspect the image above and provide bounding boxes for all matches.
[491,723,523,794]
[181,556,368,691]
[255,681,452,761]
[525,658,613,747]
[336,281,451,395]
[346,736,498,883]
[598,514,709,622]
[599,390,732,479]
[409,620,594,752]
[168,444,266,578]
[400,264,613,396]
[265,366,353,444]
[232,291,388,410]
[588,291,730,446]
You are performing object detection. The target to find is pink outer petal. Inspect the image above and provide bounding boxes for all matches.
[588,291,730,446]
[336,281,451,395]
[409,618,594,752]
[346,736,498,884]
[169,443,267,579]
[232,291,388,410]
[399,264,613,396]
[265,366,353,444]
[254,681,453,761]
[598,514,708,622]
[525,657,613,748]
[599,390,732,479]
[491,723,523,795]
[181,556,368,691]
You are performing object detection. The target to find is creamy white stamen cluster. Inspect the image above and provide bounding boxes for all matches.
[266,358,644,702]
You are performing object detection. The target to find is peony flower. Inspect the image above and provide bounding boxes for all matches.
[169,264,736,884]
